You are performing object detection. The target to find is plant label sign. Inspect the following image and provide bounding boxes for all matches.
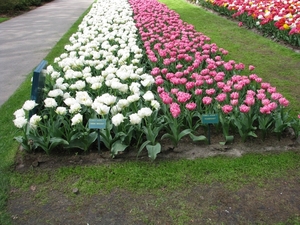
[89,119,106,129]
[202,114,219,124]
[30,59,48,118]
[88,119,106,154]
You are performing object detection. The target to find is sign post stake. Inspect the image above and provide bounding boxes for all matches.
[208,124,211,145]
[97,129,101,154]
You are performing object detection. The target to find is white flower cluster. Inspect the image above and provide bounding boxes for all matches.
[14,0,160,129]
[13,100,38,128]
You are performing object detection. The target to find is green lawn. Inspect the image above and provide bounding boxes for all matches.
[0,18,9,23]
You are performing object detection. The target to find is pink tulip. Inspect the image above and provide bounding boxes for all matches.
[230,92,239,99]
[195,80,204,86]
[175,71,184,78]
[214,74,224,82]
[149,56,158,63]
[278,97,289,107]
[261,99,270,106]
[233,83,243,91]
[170,77,181,85]
[222,105,233,114]
[180,78,187,84]
[267,86,277,94]
[157,86,164,94]
[256,93,266,100]
[249,65,255,71]
[217,82,225,89]
[207,63,217,70]
[215,55,222,61]
[271,93,283,100]
[206,88,216,96]
[186,82,195,90]
[186,102,197,111]
[246,90,256,96]
[222,85,232,93]
[268,102,278,111]
[234,63,245,70]
[222,50,228,55]
[200,69,210,75]
[202,96,212,105]
[159,92,173,104]
[223,62,233,71]
[195,89,203,95]
[185,55,193,62]
[163,58,171,66]
[260,106,271,114]
[231,75,242,83]
[244,97,255,106]
[216,93,227,102]
[176,64,183,70]
[171,88,179,94]
[255,77,263,83]
[158,49,167,57]
[170,102,181,118]
[166,73,175,79]
[206,78,214,85]
[249,74,258,80]
[231,99,239,106]
[209,72,217,79]
[177,91,192,103]
[239,104,250,113]
[151,67,161,76]
[155,76,164,85]
[161,68,168,74]
[261,82,271,89]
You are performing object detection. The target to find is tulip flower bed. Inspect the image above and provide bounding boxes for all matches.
[13,0,300,160]
[195,0,300,46]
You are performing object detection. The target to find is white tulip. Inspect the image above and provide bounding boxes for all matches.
[112,113,125,126]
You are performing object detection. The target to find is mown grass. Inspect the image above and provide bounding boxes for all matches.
[1,0,300,224]
[0,18,9,23]
[10,152,300,195]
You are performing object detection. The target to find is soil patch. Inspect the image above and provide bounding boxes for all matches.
[13,129,299,172]
[7,178,300,225]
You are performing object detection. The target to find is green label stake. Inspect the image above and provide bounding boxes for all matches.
[202,114,219,144]
[89,119,106,153]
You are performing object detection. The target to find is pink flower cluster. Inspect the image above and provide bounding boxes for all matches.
[129,0,290,120]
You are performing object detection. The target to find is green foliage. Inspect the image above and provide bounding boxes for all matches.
[0,0,53,14]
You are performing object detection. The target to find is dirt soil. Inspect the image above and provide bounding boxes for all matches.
[7,130,300,225]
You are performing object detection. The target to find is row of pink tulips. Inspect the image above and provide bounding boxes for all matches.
[129,0,295,143]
